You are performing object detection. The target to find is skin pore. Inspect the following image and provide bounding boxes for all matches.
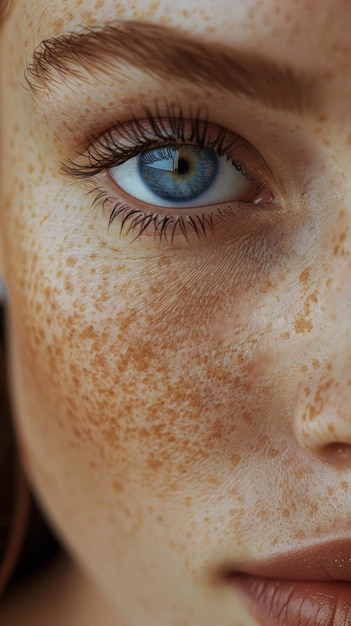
[2,0,351,624]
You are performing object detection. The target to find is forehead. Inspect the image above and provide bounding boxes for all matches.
[14,0,351,50]
[4,0,351,127]
[9,0,351,110]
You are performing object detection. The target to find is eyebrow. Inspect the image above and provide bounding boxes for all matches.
[25,20,319,116]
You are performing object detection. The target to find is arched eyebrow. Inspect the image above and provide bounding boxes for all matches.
[25,20,319,116]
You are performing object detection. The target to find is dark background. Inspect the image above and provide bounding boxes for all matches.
[0,305,61,593]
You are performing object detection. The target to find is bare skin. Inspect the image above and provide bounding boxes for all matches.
[2,0,351,624]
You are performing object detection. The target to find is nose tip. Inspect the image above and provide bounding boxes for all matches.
[296,375,351,467]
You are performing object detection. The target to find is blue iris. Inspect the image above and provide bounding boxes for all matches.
[138,145,219,203]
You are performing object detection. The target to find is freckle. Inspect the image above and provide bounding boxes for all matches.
[327,423,335,434]
[231,454,241,468]
[66,255,78,267]
[270,537,279,547]
[241,410,252,425]
[293,314,313,334]
[147,454,163,470]
[113,480,125,493]
[299,266,310,284]
[64,280,73,294]
[341,481,349,491]
[53,18,64,35]
[300,364,308,373]
[158,256,171,267]
[323,139,331,147]
[327,486,334,496]
[310,292,318,303]
[307,404,317,420]
[345,133,351,146]
[282,508,290,518]
[303,299,311,316]
[256,508,269,522]
[294,530,307,540]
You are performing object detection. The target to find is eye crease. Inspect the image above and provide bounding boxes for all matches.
[62,105,274,244]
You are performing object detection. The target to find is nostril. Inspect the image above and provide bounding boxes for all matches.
[315,442,351,467]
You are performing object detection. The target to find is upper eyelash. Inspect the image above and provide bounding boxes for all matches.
[61,102,246,179]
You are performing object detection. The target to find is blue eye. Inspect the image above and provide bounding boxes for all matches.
[109,144,255,208]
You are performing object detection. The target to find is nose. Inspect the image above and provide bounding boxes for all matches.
[296,358,351,465]
[294,263,351,466]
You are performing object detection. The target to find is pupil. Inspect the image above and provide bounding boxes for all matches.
[177,158,189,175]
[138,144,218,202]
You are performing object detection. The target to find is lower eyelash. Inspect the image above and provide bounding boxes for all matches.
[89,185,215,243]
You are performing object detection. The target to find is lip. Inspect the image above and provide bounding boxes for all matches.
[220,539,351,626]
[233,576,351,626]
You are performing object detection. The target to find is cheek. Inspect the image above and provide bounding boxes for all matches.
[4,161,342,502]
[4,193,288,499]
[8,254,264,487]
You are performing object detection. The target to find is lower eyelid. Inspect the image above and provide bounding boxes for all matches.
[85,176,279,248]
[103,169,270,218]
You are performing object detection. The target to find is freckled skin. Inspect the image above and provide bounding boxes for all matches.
[2,1,351,625]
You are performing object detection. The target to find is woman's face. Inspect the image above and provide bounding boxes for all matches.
[2,0,351,624]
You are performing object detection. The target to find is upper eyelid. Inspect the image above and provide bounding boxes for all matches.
[61,112,262,181]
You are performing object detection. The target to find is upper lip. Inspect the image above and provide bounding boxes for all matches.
[219,538,351,583]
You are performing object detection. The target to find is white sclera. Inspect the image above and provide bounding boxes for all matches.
[109,149,253,208]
